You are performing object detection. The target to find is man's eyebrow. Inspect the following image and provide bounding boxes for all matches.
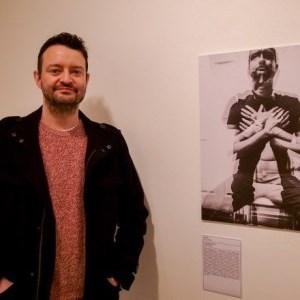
[249,49,275,59]
[249,50,261,57]
[263,49,275,56]
[47,64,61,68]
[46,64,85,69]
[70,66,85,70]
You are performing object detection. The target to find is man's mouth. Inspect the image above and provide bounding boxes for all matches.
[257,66,267,72]
[56,87,75,93]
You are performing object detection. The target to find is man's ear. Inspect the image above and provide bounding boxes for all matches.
[33,70,42,89]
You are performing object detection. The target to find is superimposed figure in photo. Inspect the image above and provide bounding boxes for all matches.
[227,48,300,221]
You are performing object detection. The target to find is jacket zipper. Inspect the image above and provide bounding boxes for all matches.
[82,148,96,294]
[35,207,45,300]
[85,149,96,174]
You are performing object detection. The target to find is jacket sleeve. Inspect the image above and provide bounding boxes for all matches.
[112,133,148,290]
[0,117,23,281]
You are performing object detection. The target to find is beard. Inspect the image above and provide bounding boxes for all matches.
[250,68,276,83]
[42,84,85,113]
[250,67,276,95]
[249,60,277,83]
[250,72,274,97]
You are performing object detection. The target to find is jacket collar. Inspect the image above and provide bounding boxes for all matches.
[14,106,116,162]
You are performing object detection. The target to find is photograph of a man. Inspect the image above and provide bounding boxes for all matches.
[228,48,300,216]
[200,45,300,230]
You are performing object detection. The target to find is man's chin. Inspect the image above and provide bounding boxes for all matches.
[253,85,273,97]
[45,99,82,113]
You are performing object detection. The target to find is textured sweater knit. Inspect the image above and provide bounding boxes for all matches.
[39,121,87,300]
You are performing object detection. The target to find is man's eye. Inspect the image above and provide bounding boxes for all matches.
[49,69,60,75]
[72,69,83,76]
[250,52,260,61]
[262,51,275,61]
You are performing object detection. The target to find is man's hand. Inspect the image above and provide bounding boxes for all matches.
[240,104,289,133]
[107,277,119,288]
[0,277,13,293]
[277,110,290,128]
[264,108,289,135]
[240,104,276,126]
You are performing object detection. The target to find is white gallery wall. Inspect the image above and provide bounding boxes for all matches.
[1,1,300,299]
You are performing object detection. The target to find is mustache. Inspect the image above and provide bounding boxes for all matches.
[55,84,76,91]
[250,68,275,81]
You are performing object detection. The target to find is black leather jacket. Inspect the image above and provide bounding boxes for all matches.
[0,107,148,299]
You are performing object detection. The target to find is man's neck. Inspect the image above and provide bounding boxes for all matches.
[41,104,80,131]
[253,90,273,100]
[252,76,274,98]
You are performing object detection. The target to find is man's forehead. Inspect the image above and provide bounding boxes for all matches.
[42,45,86,68]
[249,48,277,61]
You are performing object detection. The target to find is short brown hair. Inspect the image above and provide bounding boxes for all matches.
[37,32,88,73]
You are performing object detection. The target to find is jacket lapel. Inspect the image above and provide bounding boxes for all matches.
[10,107,52,204]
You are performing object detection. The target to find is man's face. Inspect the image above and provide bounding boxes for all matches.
[249,48,278,82]
[34,45,89,112]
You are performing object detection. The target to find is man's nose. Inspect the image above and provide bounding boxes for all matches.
[60,71,72,84]
[258,53,265,63]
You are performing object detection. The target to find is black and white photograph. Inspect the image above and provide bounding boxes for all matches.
[200,45,300,231]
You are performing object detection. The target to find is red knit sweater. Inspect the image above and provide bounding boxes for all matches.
[39,121,87,300]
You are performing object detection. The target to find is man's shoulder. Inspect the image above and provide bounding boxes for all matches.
[227,90,254,109]
[86,120,130,151]
[223,91,252,125]
[83,117,125,145]
[0,116,21,129]
[86,118,121,133]
[231,90,252,101]
[274,91,299,102]
[228,90,253,107]
[0,116,23,142]
[79,111,121,134]
[94,121,121,135]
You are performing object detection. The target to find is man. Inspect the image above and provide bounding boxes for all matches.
[0,32,148,299]
[227,47,300,220]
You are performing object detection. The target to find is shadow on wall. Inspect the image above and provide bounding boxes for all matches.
[121,201,159,300]
[81,96,114,124]
[83,98,159,299]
